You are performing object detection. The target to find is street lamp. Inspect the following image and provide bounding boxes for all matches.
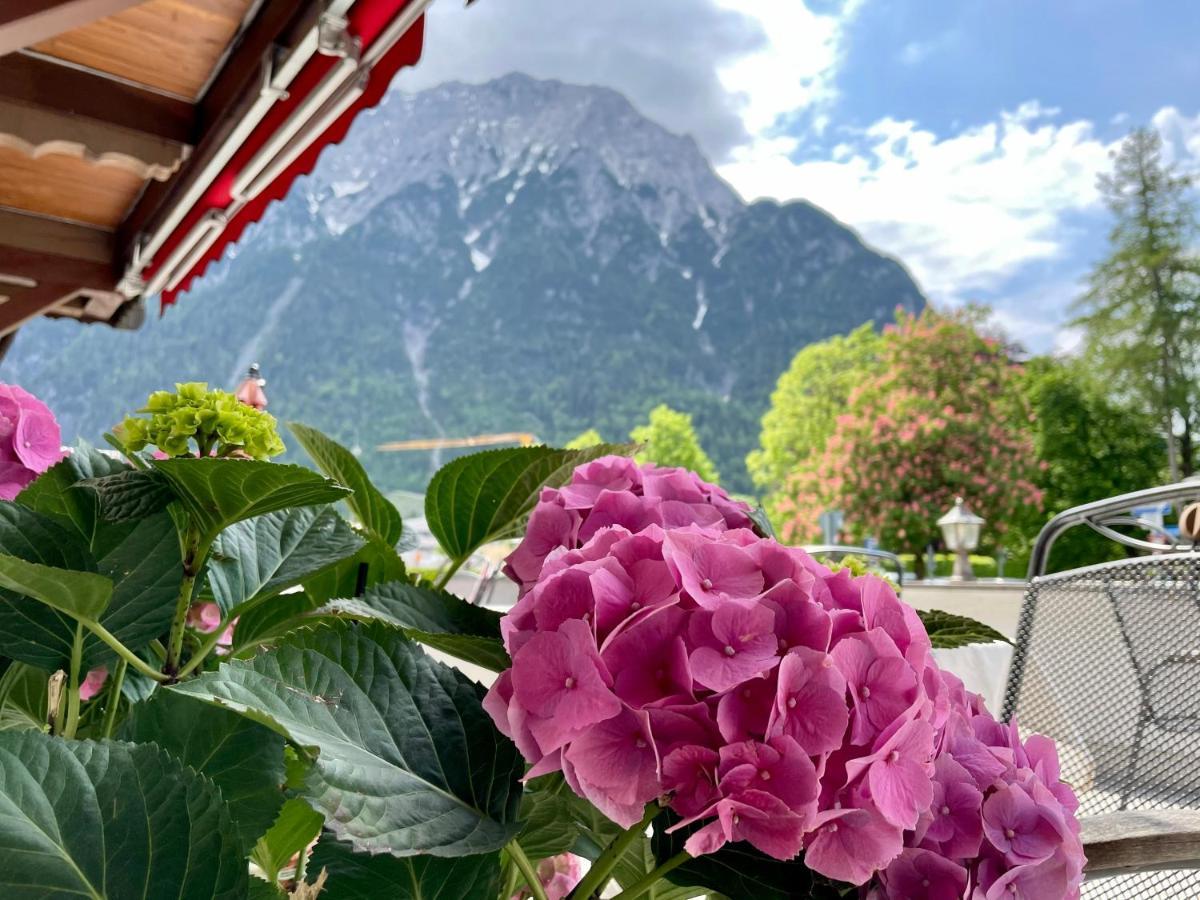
[937,496,985,582]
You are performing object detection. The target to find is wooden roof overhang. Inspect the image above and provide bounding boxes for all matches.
[0,0,431,343]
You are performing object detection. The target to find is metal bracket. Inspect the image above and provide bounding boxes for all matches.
[317,12,358,60]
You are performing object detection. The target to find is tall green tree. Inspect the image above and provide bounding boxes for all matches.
[1073,128,1200,479]
[747,322,884,497]
[630,404,719,482]
[1014,356,1165,571]
[565,428,603,449]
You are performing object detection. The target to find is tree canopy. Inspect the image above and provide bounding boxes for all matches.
[1073,127,1200,479]
[630,404,719,482]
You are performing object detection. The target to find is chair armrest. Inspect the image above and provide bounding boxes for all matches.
[1082,810,1200,878]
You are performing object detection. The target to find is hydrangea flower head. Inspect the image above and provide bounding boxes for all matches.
[489,458,1085,895]
[116,382,285,460]
[0,383,65,499]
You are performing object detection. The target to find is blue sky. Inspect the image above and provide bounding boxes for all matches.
[409,0,1200,351]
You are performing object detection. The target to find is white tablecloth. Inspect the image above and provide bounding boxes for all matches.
[932,642,1014,716]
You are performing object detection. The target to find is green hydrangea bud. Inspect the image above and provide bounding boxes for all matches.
[120,383,285,460]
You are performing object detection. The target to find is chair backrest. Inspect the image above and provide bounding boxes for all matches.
[1006,484,1200,897]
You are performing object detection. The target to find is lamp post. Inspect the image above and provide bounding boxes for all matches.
[937,496,984,582]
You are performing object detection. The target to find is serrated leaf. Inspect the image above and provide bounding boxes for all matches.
[308,833,502,899]
[747,504,776,539]
[302,533,407,606]
[170,620,524,857]
[0,553,112,621]
[152,458,351,543]
[208,506,365,615]
[424,443,633,561]
[288,422,404,546]
[231,591,323,651]
[517,777,578,860]
[16,442,127,540]
[75,467,174,522]
[16,448,183,671]
[0,732,247,899]
[122,691,286,851]
[0,504,99,670]
[0,661,48,732]
[320,581,509,671]
[918,608,1011,649]
[251,798,325,886]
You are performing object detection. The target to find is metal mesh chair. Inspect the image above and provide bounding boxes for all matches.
[1003,483,1200,895]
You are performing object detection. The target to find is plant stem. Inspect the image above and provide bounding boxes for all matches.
[84,621,168,683]
[100,658,127,739]
[569,804,660,900]
[63,624,83,739]
[176,615,231,679]
[506,840,548,900]
[610,851,690,900]
[163,529,206,679]
[434,555,466,590]
[294,837,309,885]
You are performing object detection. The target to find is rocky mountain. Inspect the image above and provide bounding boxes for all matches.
[5,73,924,493]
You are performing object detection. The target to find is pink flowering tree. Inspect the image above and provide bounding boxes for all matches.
[777,309,1042,575]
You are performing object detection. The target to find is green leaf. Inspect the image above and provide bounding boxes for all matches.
[251,798,325,886]
[16,449,183,671]
[152,458,351,543]
[308,833,502,899]
[651,811,843,900]
[0,732,247,899]
[320,581,509,671]
[0,553,112,621]
[747,504,776,540]
[0,661,48,732]
[517,776,578,860]
[122,691,286,851]
[424,443,633,561]
[170,620,524,857]
[231,591,322,651]
[288,422,404,546]
[917,608,1011,649]
[207,505,365,615]
[16,442,128,540]
[0,504,98,671]
[302,532,407,606]
[75,467,174,523]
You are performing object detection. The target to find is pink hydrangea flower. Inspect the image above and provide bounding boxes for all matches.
[78,666,108,701]
[511,853,584,900]
[488,458,1085,895]
[0,383,65,499]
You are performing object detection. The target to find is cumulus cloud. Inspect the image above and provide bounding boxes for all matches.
[719,102,1117,305]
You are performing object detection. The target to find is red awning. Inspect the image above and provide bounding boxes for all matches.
[145,0,427,308]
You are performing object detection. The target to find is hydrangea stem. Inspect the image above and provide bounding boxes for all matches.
[434,556,466,591]
[63,624,84,739]
[569,804,660,900]
[506,840,548,900]
[100,658,127,739]
[176,613,232,679]
[610,851,689,900]
[163,528,208,680]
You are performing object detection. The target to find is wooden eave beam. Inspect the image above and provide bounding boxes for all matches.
[0,53,195,145]
[117,0,323,257]
[0,237,118,337]
[0,0,144,56]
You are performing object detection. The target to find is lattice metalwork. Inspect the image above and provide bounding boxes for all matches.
[1003,554,1200,898]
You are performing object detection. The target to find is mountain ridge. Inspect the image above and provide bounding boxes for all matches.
[5,73,925,493]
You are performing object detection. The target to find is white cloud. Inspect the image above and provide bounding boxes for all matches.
[719,102,1121,307]
[712,0,863,135]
